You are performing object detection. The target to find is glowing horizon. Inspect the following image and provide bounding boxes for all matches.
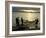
[19,10,40,13]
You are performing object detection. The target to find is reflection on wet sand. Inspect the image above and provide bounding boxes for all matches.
[12,17,40,31]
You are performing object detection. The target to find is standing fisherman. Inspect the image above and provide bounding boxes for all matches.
[16,17,19,30]
[21,17,23,26]
[35,18,39,29]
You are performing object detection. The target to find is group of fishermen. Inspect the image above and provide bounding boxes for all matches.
[16,17,23,26]
[15,17,39,30]
[15,17,24,30]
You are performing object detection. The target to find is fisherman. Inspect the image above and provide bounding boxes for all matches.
[35,18,39,29]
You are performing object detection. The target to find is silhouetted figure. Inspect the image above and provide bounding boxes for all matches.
[16,17,19,30]
[21,18,23,26]
[35,18,39,29]
[18,17,25,30]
